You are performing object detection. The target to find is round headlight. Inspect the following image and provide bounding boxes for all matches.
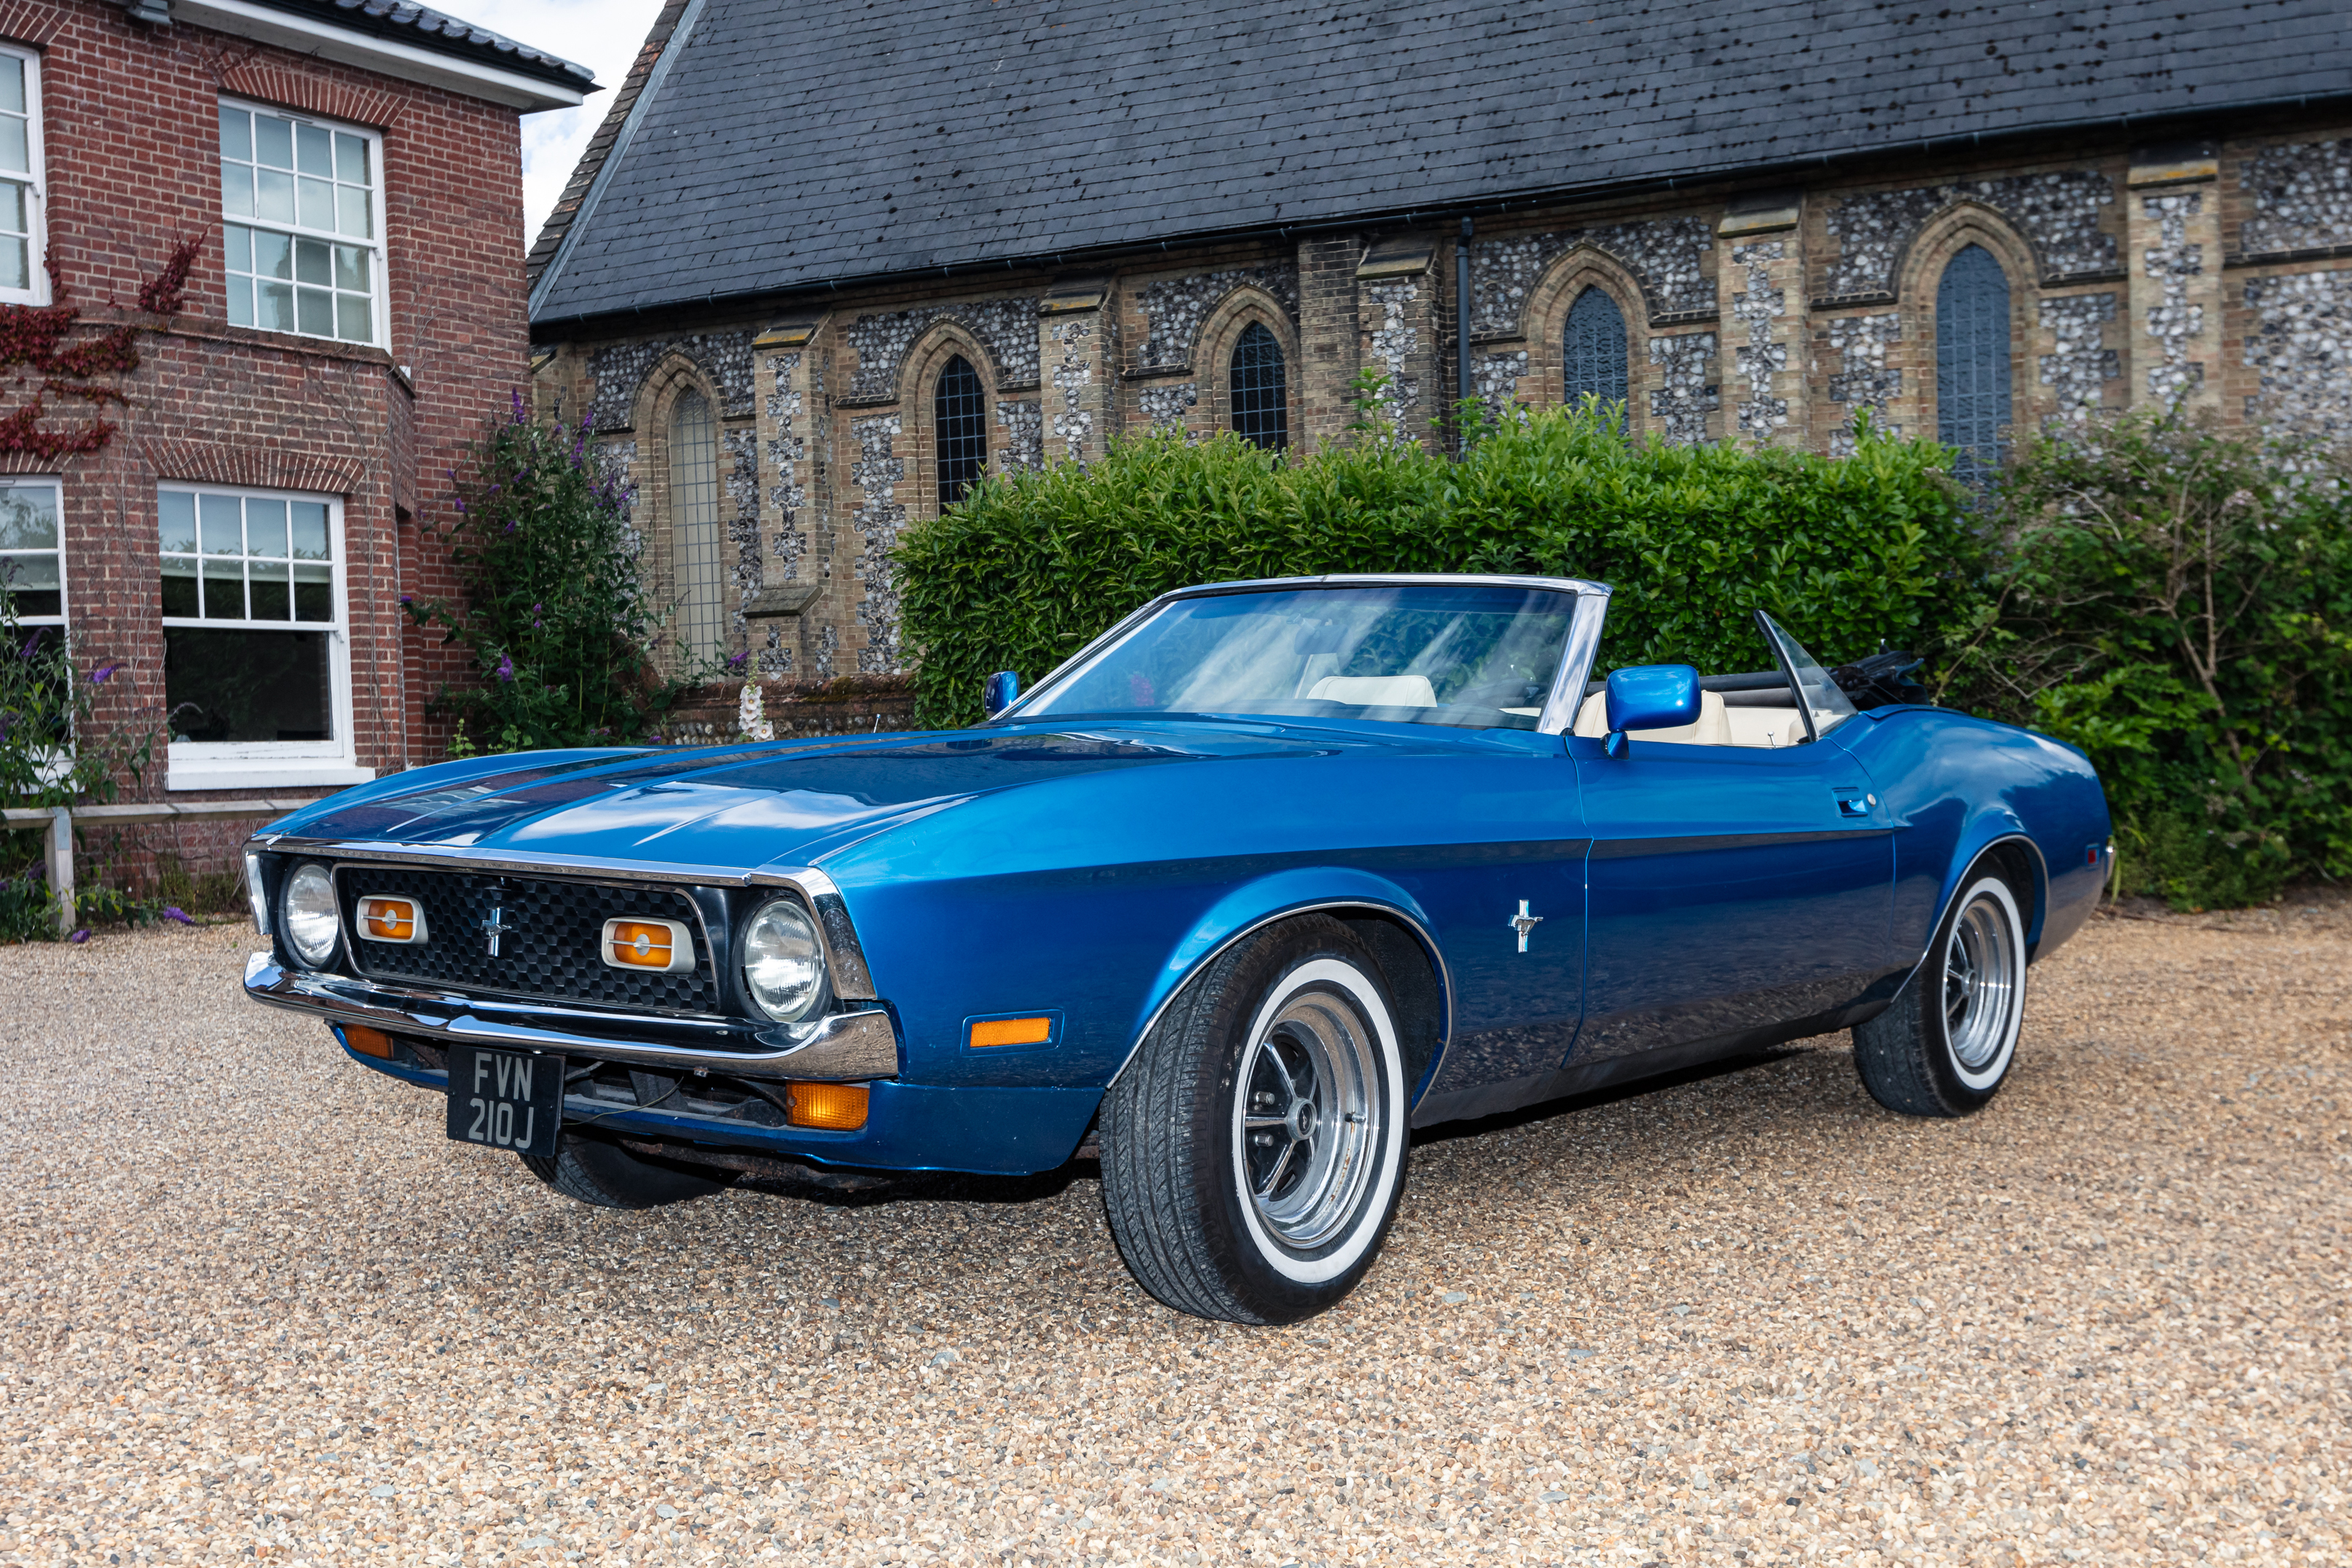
[742,899,828,1023]
[283,862,340,968]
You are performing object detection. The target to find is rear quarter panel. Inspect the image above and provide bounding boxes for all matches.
[1837,708,2111,964]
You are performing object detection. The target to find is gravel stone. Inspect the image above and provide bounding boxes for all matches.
[2,909,2348,1564]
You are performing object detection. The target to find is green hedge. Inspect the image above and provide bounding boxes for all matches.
[1941,410,2352,908]
[897,405,1980,728]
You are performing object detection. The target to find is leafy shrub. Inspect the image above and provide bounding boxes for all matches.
[1942,409,2352,909]
[2,579,157,809]
[0,860,50,942]
[405,395,703,754]
[897,403,1978,727]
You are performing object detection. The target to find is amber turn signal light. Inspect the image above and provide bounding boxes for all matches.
[601,916,695,972]
[357,895,426,944]
[784,1081,869,1130]
[969,1015,1053,1049]
[342,1024,394,1058]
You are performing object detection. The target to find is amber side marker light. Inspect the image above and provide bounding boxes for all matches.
[969,1016,1054,1049]
[784,1082,870,1131]
[342,1024,395,1059]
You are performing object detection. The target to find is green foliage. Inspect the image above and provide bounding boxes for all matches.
[896,403,1978,728]
[1,583,157,810]
[0,858,50,942]
[1942,408,2352,909]
[405,395,703,754]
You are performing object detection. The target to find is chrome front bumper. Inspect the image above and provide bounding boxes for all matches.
[243,953,900,1081]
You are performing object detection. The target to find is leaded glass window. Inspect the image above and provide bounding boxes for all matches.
[668,390,726,664]
[935,355,988,506]
[1230,322,1289,450]
[1935,245,2013,489]
[1563,287,1629,417]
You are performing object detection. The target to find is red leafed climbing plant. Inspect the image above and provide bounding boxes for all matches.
[0,237,205,461]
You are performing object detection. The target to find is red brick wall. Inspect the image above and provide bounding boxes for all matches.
[1,0,530,832]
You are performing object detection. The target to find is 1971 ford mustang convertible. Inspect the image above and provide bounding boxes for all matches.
[243,575,2109,1323]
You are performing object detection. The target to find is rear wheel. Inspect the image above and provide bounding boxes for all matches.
[1853,864,2027,1116]
[1099,915,1409,1324]
[522,1130,739,1209]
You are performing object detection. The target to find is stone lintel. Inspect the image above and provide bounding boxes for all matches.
[2128,138,2220,189]
[1356,235,1437,279]
[744,583,823,619]
[1718,188,1803,238]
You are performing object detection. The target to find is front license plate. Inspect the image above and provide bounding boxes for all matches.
[446,1045,561,1158]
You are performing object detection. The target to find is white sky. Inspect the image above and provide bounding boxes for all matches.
[452,0,670,248]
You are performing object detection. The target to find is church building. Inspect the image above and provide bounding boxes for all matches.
[527,0,2352,683]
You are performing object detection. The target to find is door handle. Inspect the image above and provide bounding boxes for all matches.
[1832,789,1875,819]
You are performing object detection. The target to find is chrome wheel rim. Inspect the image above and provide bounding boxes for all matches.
[1943,893,2018,1071]
[1236,985,1380,1251]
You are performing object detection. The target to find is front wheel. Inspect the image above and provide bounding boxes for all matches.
[522,1130,739,1209]
[1099,915,1410,1324]
[1853,865,2027,1116]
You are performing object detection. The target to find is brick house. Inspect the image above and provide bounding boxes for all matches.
[0,0,586,867]
[527,0,2352,688]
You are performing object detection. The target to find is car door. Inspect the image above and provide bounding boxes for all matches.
[1568,729,1894,1065]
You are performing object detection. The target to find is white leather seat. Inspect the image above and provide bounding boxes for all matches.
[1722,705,1806,748]
[1310,674,1437,708]
[1576,689,1810,747]
[1573,688,1731,745]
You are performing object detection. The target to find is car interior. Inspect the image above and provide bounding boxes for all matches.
[1573,670,1812,748]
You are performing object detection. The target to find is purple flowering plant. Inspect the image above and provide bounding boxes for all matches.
[2,566,159,816]
[401,392,707,756]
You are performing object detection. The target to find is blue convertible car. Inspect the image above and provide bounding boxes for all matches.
[243,575,2109,1323]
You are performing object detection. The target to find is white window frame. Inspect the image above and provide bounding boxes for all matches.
[216,95,388,350]
[0,475,64,628]
[160,484,374,791]
[0,43,50,307]
[1,476,67,786]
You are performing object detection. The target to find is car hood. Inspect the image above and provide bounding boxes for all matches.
[267,720,1475,872]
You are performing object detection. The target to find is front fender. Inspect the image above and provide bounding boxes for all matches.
[1120,866,1450,1066]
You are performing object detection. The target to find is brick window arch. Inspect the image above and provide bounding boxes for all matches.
[1935,244,2013,488]
[668,387,726,663]
[1562,285,1629,415]
[935,355,988,506]
[1229,322,1289,451]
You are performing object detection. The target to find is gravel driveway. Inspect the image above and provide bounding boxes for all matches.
[3,907,2347,1567]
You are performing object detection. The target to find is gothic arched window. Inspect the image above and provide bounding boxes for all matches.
[935,355,988,507]
[1230,321,1289,451]
[666,387,725,663]
[1935,245,2013,488]
[1562,286,1629,417]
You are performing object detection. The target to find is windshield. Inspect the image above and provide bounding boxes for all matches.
[1016,583,1578,731]
[1758,611,1858,738]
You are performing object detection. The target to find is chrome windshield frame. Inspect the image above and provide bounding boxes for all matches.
[992,572,1613,736]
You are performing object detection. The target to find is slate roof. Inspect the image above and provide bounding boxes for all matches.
[529,0,2352,326]
[248,0,594,90]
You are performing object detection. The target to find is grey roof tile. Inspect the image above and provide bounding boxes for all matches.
[535,0,2343,323]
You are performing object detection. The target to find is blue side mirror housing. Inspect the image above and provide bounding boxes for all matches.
[1604,663,1701,745]
[983,670,1020,719]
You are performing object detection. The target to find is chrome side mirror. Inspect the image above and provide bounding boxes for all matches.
[1602,663,1699,756]
[983,670,1020,719]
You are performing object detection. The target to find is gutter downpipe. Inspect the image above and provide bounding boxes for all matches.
[1456,217,1473,457]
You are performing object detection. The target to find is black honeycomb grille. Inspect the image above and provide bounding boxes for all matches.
[334,867,722,1014]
